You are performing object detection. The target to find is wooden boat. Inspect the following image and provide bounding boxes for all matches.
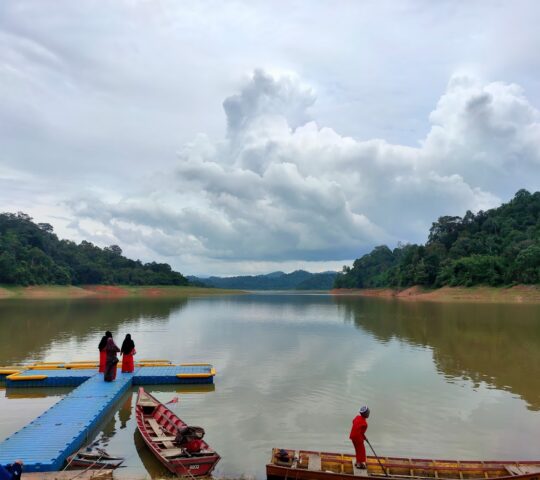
[25,470,114,480]
[135,387,220,476]
[266,449,540,480]
[66,448,124,470]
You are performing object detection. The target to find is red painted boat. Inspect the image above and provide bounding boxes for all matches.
[135,387,220,476]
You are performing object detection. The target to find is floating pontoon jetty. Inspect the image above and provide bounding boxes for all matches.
[0,360,215,472]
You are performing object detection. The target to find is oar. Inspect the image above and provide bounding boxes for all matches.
[365,436,389,477]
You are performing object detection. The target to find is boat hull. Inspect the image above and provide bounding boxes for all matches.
[267,449,540,480]
[158,455,220,477]
[66,451,124,470]
[136,387,220,477]
[66,458,123,470]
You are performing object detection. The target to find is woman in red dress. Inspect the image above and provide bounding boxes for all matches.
[98,331,112,373]
[104,337,120,381]
[120,334,136,373]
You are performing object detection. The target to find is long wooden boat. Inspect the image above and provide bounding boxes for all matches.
[135,387,220,476]
[266,449,540,480]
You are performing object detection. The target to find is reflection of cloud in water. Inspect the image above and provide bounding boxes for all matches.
[344,349,386,390]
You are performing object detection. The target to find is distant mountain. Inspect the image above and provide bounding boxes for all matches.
[188,270,337,290]
[265,271,286,278]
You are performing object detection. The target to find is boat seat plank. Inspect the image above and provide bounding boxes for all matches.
[292,451,298,469]
[307,454,322,471]
[150,436,176,442]
[147,418,174,448]
[147,418,163,434]
[352,460,369,477]
[505,466,540,476]
[505,466,522,476]
[520,466,540,474]
[188,451,216,457]
[161,448,186,458]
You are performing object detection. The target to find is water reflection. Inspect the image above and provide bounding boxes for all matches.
[1,294,540,478]
[134,428,171,478]
[119,395,132,429]
[334,297,540,410]
[4,386,72,399]
[0,298,188,365]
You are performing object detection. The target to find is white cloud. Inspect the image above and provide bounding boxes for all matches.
[65,70,539,275]
[1,1,540,275]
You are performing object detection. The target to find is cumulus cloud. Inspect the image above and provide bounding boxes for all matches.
[2,1,540,275]
[423,75,540,193]
[67,69,539,274]
[223,69,316,138]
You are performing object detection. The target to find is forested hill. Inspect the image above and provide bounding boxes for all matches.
[189,270,337,290]
[0,212,188,286]
[335,189,540,289]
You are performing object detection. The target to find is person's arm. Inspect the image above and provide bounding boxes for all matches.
[350,418,360,439]
[360,423,367,438]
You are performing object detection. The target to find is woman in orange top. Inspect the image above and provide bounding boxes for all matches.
[349,406,369,469]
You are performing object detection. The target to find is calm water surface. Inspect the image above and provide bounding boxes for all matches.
[1,293,539,478]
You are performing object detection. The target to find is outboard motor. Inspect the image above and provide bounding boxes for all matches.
[175,426,206,453]
[275,449,292,466]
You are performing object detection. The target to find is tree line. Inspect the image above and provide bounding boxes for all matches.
[0,212,189,286]
[334,189,540,289]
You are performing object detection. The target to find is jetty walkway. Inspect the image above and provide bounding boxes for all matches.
[0,362,215,471]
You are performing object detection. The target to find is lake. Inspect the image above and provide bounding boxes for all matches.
[1,293,539,478]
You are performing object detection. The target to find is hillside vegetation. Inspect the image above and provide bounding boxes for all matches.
[0,212,188,286]
[335,189,540,289]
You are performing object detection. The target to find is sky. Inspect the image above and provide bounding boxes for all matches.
[1,0,539,276]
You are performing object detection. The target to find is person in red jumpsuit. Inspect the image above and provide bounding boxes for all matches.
[349,405,370,469]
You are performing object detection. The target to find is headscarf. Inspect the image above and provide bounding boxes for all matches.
[98,331,113,350]
[105,337,119,352]
[121,334,135,355]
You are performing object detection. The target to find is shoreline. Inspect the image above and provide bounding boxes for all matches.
[0,285,244,300]
[2,284,540,303]
[331,285,540,303]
